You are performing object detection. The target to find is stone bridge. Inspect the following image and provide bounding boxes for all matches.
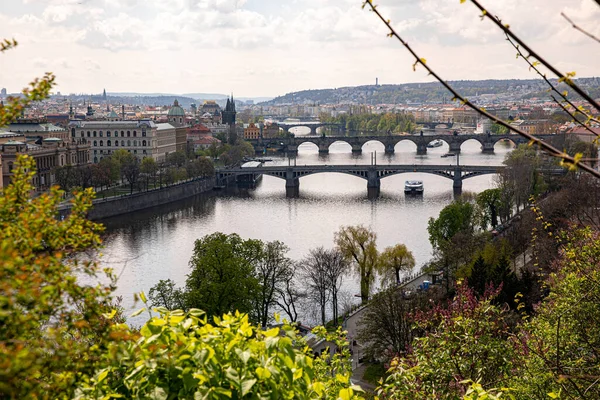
[275,122,343,135]
[415,121,454,129]
[249,133,560,155]
[217,164,506,198]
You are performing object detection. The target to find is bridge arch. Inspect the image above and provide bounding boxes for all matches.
[491,136,519,148]
[361,139,386,151]
[296,140,320,152]
[393,138,418,152]
[328,140,353,152]
[459,137,485,152]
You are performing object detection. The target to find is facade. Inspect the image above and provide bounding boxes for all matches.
[1,137,90,189]
[68,119,176,163]
[243,123,260,140]
[7,118,69,141]
[262,123,280,139]
[167,100,189,153]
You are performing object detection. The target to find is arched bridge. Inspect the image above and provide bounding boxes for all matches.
[415,121,454,129]
[217,164,506,198]
[275,121,343,135]
[249,133,560,155]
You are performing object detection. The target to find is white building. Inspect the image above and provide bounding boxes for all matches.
[68,119,177,163]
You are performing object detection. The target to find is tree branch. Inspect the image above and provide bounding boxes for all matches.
[561,12,600,44]
[362,1,600,179]
[467,0,600,112]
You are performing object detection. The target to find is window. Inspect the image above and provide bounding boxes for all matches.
[94,150,97,154]
[87,131,91,137]
[127,140,131,146]
[115,141,119,147]
[143,150,147,154]
[93,141,97,146]
[8,162,13,172]
[107,131,111,137]
[127,131,130,137]
[99,140,103,147]
[142,140,147,146]
[107,140,111,146]
[80,132,84,138]
[121,140,125,146]
[115,131,118,137]
[134,150,137,154]
[121,131,125,137]
[180,117,182,124]
[100,131,103,137]
[94,157,98,163]
[71,128,75,137]
[142,129,146,137]
[93,131,97,137]
[133,130,137,137]
[133,140,137,147]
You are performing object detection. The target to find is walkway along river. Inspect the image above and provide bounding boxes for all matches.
[99,139,513,325]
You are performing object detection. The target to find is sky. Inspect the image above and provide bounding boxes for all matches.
[0,0,599,97]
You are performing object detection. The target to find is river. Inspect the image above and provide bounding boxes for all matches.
[99,137,514,324]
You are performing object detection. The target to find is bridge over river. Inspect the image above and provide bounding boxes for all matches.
[217,163,507,198]
[248,133,561,155]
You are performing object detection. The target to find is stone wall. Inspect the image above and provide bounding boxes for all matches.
[59,177,215,221]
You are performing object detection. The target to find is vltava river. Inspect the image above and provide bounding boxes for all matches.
[99,138,513,323]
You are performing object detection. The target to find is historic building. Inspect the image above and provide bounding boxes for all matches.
[243,122,260,140]
[68,119,176,163]
[221,95,237,142]
[167,99,189,153]
[0,132,90,190]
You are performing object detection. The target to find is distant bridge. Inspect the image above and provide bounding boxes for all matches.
[248,133,561,155]
[274,121,343,135]
[415,121,454,129]
[217,164,506,198]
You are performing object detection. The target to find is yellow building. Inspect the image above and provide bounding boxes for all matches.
[244,123,260,140]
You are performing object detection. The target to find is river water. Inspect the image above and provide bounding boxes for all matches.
[99,137,514,323]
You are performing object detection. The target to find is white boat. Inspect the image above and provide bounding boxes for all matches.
[404,180,424,194]
[427,139,443,148]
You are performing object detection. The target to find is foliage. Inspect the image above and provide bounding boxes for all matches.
[75,310,362,399]
[427,199,479,249]
[377,284,516,400]
[477,188,503,229]
[335,225,379,303]
[321,112,416,134]
[379,243,415,286]
[0,155,116,399]
[510,227,600,399]
[148,279,186,310]
[499,144,547,212]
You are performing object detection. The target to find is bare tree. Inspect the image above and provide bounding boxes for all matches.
[300,247,332,326]
[323,248,348,326]
[275,271,306,323]
[254,241,294,328]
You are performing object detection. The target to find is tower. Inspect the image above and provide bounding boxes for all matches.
[221,94,237,144]
[69,102,74,119]
[102,88,107,101]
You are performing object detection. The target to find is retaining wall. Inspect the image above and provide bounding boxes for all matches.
[59,177,215,220]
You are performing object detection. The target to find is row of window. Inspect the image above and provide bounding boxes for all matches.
[94,149,147,157]
[92,140,147,147]
[71,129,147,138]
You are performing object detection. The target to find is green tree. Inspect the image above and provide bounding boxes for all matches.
[166,150,187,167]
[148,279,186,310]
[476,188,502,229]
[140,156,158,189]
[120,153,140,194]
[185,233,263,320]
[0,155,116,399]
[379,244,416,286]
[428,200,478,249]
[335,225,378,303]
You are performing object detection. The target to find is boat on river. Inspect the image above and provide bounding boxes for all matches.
[427,139,443,148]
[404,180,424,194]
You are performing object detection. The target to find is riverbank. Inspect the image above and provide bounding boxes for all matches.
[59,176,215,220]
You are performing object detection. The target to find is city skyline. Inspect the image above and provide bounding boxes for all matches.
[1,0,599,97]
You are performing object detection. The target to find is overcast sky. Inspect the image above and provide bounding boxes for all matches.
[0,0,599,97]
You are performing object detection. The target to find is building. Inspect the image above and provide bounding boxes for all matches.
[262,122,280,139]
[167,99,189,153]
[200,101,221,119]
[68,119,176,163]
[7,118,69,141]
[0,134,90,190]
[243,122,260,140]
[222,95,237,142]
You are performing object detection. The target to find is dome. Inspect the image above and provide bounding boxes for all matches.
[167,99,185,117]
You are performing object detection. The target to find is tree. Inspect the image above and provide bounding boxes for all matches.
[476,188,502,229]
[323,248,348,325]
[275,272,305,323]
[358,287,435,362]
[148,279,186,310]
[379,244,415,286]
[166,150,186,168]
[140,157,158,190]
[427,200,478,249]
[0,155,116,399]
[120,153,140,194]
[196,156,215,178]
[335,225,378,303]
[253,241,294,328]
[377,284,515,399]
[185,232,262,320]
[300,247,331,326]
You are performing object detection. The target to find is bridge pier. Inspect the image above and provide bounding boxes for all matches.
[285,170,299,198]
[318,143,330,154]
[384,143,395,154]
[310,126,318,135]
[453,167,463,191]
[417,143,428,155]
[449,142,461,154]
[285,144,298,156]
[351,143,362,153]
[367,169,380,199]
[481,141,495,154]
